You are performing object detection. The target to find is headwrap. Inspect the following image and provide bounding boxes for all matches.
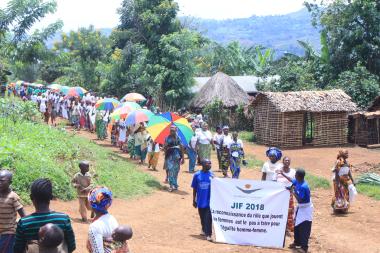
[88,187,113,214]
[266,147,282,161]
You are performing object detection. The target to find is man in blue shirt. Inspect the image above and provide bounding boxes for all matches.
[191,159,213,242]
[280,168,313,253]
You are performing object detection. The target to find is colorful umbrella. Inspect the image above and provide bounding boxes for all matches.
[66,86,87,97]
[147,112,193,145]
[123,109,154,126]
[60,86,70,94]
[95,98,120,111]
[110,102,141,120]
[47,84,62,91]
[121,92,146,102]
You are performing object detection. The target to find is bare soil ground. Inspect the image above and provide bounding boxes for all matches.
[25,129,380,253]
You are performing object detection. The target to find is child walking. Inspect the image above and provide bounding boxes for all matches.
[71,161,94,222]
[0,169,26,253]
[147,137,160,171]
[191,159,214,242]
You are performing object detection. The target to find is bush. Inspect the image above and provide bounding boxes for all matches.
[203,99,229,129]
[239,131,256,143]
[0,99,159,203]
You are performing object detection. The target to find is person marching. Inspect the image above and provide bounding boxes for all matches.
[220,126,232,177]
[261,147,283,181]
[228,132,246,179]
[331,149,356,213]
[163,126,184,192]
[187,126,198,173]
[191,159,214,242]
[71,161,94,222]
[276,157,296,234]
[213,126,224,171]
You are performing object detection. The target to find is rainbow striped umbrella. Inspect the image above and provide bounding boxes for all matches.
[121,92,146,102]
[66,86,87,97]
[59,85,70,94]
[147,112,193,145]
[123,109,154,126]
[95,98,120,111]
[110,102,141,121]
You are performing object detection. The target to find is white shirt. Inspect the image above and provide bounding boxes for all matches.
[221,134,233,148]
[189,135,198,150]
[197,130,212,145]
[213,133,224,150]
[261,161,283,181]
[276,168,296,186]
[147,141,160,153]
[88,213,119,253]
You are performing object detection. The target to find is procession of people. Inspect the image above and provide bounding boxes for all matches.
[0,83,360,253]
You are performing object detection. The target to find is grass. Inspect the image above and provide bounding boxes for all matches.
[356,184,380,200]
[0,102,159,203]
[239,131,256,143]
[245,155,264,170]
[304,172,331,190]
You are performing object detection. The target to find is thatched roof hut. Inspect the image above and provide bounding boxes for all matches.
[250,90,357,148]
[190,72,250,109]
[368,96,380,112]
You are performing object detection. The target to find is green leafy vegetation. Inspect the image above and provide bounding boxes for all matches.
[0,98,159,203]
[356,184,380,201]
[239,131,256,143]
[304,173,330,190]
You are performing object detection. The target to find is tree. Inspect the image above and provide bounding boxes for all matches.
[53,26,110,90]
[306,0,380,78]
[104,0,202,109]
[195,41,274,76]
[333,63,380,109]
[0,0,62,82]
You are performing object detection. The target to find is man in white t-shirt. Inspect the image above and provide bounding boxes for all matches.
[261,147,283,181]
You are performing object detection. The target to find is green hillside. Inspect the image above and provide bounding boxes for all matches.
[183,8,320,56]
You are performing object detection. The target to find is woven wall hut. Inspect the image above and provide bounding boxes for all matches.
[350,96,380,147]
[250,90,357,148]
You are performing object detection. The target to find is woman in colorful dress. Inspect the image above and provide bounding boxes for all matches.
[164,126,184,192]
[196,123,213,161]
[87,187,119,253]
[96,111,106,140]
[229,132,245,179]
[127,127,136,159]
[331,149,356,213]
[276,157,296,234]
[220,126,232,177]
[261,147,283,181]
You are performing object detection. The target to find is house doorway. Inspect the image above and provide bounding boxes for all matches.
[303,112,315,145]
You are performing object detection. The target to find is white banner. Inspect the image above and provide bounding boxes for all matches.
[210,178,290,248]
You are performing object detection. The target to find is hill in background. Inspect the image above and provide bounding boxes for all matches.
[181,8,320,56]
[47,8,319,57]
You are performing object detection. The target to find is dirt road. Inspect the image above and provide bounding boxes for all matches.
[25,130,380,253]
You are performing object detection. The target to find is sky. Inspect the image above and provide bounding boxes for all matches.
[1,0,306,31]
